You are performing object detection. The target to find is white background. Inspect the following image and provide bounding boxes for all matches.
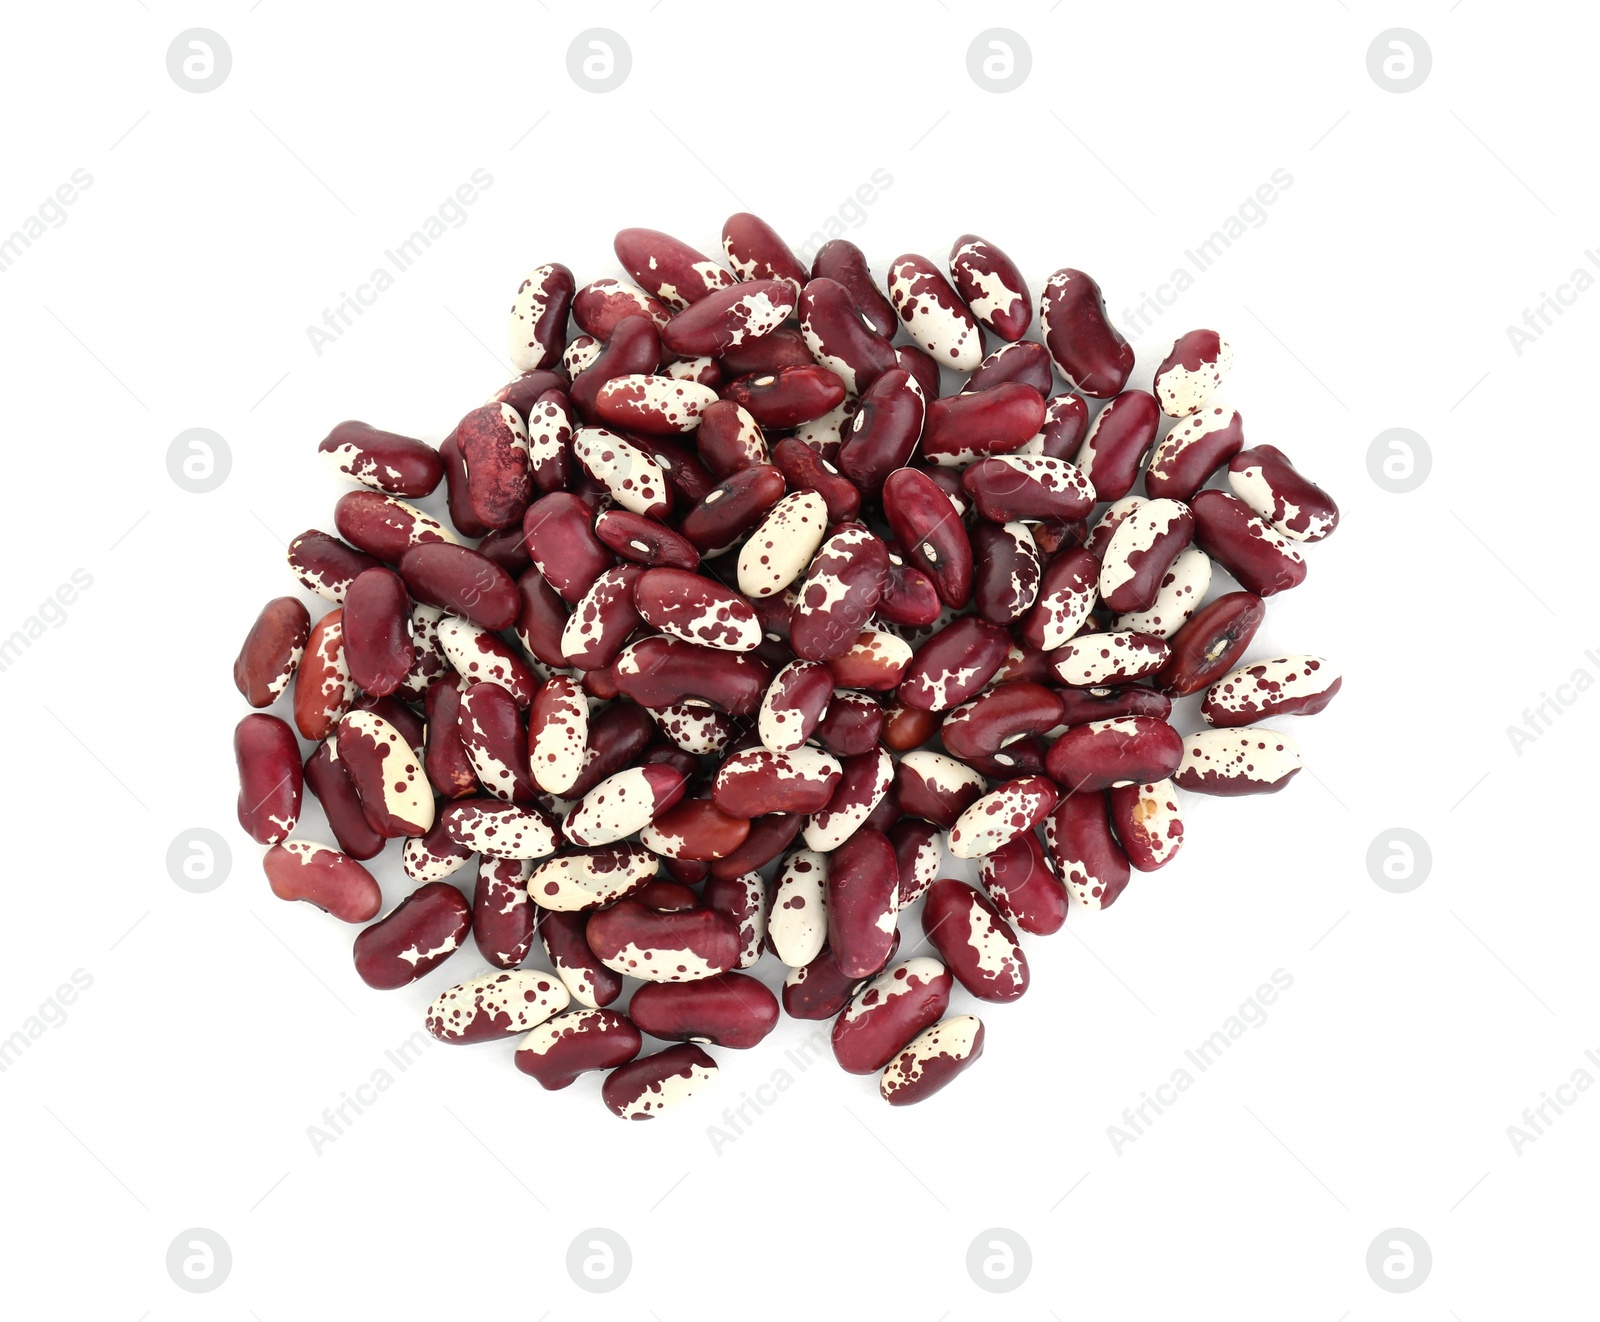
[1,1,1595,1317]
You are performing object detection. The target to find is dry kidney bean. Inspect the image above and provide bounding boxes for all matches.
[342,568,415,697]
[1083,494,1143,559]
[397,603,450,701]
[833,958,953,1075]
[524,389,574,495]
[633,567,760,652]
[979,830,1068,936]
[1154,329,1232,417]
[565,703,655,800]
[882,699,937,751]
[836,368,924,491]
[439,434,489,538]
[354,693,425,759]
[710,811,802,882]
[1154,590,1266,696]
[702,870,767,968]
[826,630,910,691]
[896,750,985,828]
[940,682,1064,763]
[639,798,750,861]
[1202,655,1341,726]
[585,902,741,982]
[811,238,896,338]
[455,403,532,530]
[898,615,1012,711]
[507,262,575,372]
[1056,684,1172,726]
[264,840,381,922]
[397,543,518,630]
[649,701,734,756]
[889,819,942,910]
[1145,405,1245,502]
[725,364,847,429]
[694,400,767,478]
[629,973,778,1049]
[948,776,1058,859]
[305,739,386,859]
[1044,715,1184,793]
[294,609,353,740]
[737,491,828,598]
[562,566,643,671]
[527,844,657,912]
[572,277,670,338]
[602,1042,718,1119]
[493,368,568,416]
[426,969,569,1044]
[790,526,890,662]
[1190,489,1306,596]
[570,314,662,423]
[594,507,700,570]
[717,324,815,377]
[458,681,536,803]
[354,881,472,989]
[571,428,672,518]
[771,438,859,522]
[783,930,900,1020]
[337,710,434,837]
[615,227,735,310]
[713,747,841,818]
[1108,779,1185,872]
[879,558,943,627]
[516,1008,641,1090]
[564,764,689,846]
[423,680,479,800]
[948,234,1031,341]
[593,374,719,435]
[473,856,536,969]
[235,714,302,845]
[964,340,1056,396]
[1114,544,1212,639]
[437,616,536,706]
[889,253,982,371]
[1099,498,1196,614]
[1018,547,1099,652]
[1040,268,1134,397]
[679,463,787,555]
[882,468,972,608]
[922,383,1046,466]
[758,659,833,752]
[539,910,624,1008]
[441,798,558,860]
[235,597,310,707]
[1049,630,1170,688]
[921,880,1029,1001]
[660,279,794,357]
[1045,791,1130,909]
[318,420,443,497]
[1075,390,1161,503]
[1228,445,1339,543]
[1176,728,1302,795]
[825,828,899,978]
[805,747,892,852]
[614,636,770,715]
[799,277,898,396]
[961,455,1095,524]
[403,819,474,884]
[513,568,569,669]
[812,689,885,757]
[1024,392,1092,459]
[287,529,380,603]
[722,212,807,292]
[770,849,829,967]
[880,1015,985,1105]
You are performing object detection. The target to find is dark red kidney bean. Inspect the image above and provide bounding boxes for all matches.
[833,958,954,1075]
[1201,655,1341,728]
[457,681,536,803]
[941,681,1064,762]
[1154,590,1266,697]
[889,253,983,370]
[647,860,710,889]
[992,640,1054,686]
[337,710,434,838]
[492,370,569,422]
[1145,406,1245,501]
[473,856,536,968]
[1018,548,1099,652]
[352,692,424,759]
[516,1008,641,1090]
[342,568,415,697]
[710,811,803,881]
[572,278,671,339]
[318,420,443,497]
[1045,791,1131,909]
[615,228,736,310]
[827,828,898,978]
[438,433,489,539]
[1083,496,1143,559]
[540,910,624,1008]
[713,747,842,817]
[1154,328,1232,416]
[827,630,911,691]
[1049,630,1170,688]
[455,403,532,530]
[353,882,471,989]
[475,526,532,578]
[287,529,381,603]
[441,797,558,860]
[690,401,764,480]
[878,559,943,628]
[294,610,352,740]
[835,369,924,491]
[520,492,613,604]
[602,1043,718,1119]
[235,714,303,844]
[234,597,310,707]
[921,383,1046,465]
[397,543,518,630]
[862,783,903,835]
[1032,515,1089,555]
[1229,444,1339,543]
[423,680,478,799]
[890,817,942,909]
[812,238,897,339]
[961,455,1095,523]
[507,262,575,372]
[1098,499,1195,614]
[1190,489,1307,596]
[263,841,381,922]
[701,869,766,967]
[512,567,569,669]
[722,212,808,292]
[436,616,535,706]
[799,277,898,395]
[948,233,1031,341]
[805,746,893,851]
[561,566,644,671]
[979,830,1068,935]
[679,463,787,555]
[614,636,771,716]
[586,902,742,982]
[593,508,700,571]
[964,738,1048,780]
[716,325,815,376]
[403,816,475,884]
[640,798,751,861]
[570,314,662,424]
[525,389,574,495]
[895,750,985,828]
[898,615,1012,711]
[566,703,657,799]
[758,659,834,752]
[1075,390,1161,503]
[629,973,779,1049]
[971,521,1041,624]
[725,365,846,428]
[812,690,885,757]
[661,280,795,358]
[333,490,455,563]
[921,879,1029,1001]
[895,343,942,401]
[881,468,972,609]
[790,527,890,662]
[1031,393,1092,459]
[770,439,859,524]
[304,737,386,859]
[962,340,1052,396]
[782,930,901,1019]
[1056,684,1173,726]
[1039,267,1134,398]
[1044,715,1183,793]
[633,568,760,652]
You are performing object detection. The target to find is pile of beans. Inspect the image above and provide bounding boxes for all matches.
[232,218,1341,1117]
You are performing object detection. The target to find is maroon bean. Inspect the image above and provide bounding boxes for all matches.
[294,610,352,740]
[1153,328,1232,417]
[473,855,536,968]
[342,568,415,697]
[690,401,764,479]
[878,558,943,628]
[1030,393,1092,459]
[304,738,386,860]
[947,775,1057,858]
[804,746,892,852]
[457,681,536,803]
[961,454,1095,524]
[1108,779,1186,871]
[921,383,1047,466]
[425,969,569,1044]
[895,343,942,401]
[921,879,1029,1001]
[679,463,787,555]
[1190,489,1307,596]
[948,234,1031,340]
[1055,684,1173,726]
[570,314,662,424]
[591,509,698,571]
[235,713,302,845]
[1145,406,1244,502]
[941,681,1064,762]
[882,467,972,609]
[862,783,903,835]
[586,901,742,982]
[337,710,434,838]
[422,679,478,799]
[455,403,532,530]
[895,750,984,829]
[1032,514,1089,555]
[629,973,778,1049]
[1039,267,1134,398]
[770,439,860,524]
[790,526,890,662]
[287,529,381,603]
[716,325,815,377]
[722,212,808,291]
[1074,389,1160,503]
[515,1008,640,1089]
[333,490,454,564]
[812,689,885,757]
[351,692,424,759]
[835,368,924,491]
[511,568,568,670]
[1044,715,1183,793]
[1097,498,1195,614]
[475,526,532,579]
[353,882,472,989]
[520,492,613,605]
[979,830,1067,935]
[234,597,310,707]
[1154,590,1266,697]
[640,798,751,861]
[812,239,896,339]
[508,262,575,372]
[439,433,489,539]
[566,703,657,800]
[318,420,443,497]
[888,253,983,371]
[725,364,847,429]
[758,659,835,752]
[880,1015,985,1105]
[970,521,1041,624]
[991,640,1054,687]
[1083,496,1143,559]
[798,277,898,395]
[1018,547,1099,652]
[701,869,767,967]
[710,811,803,882]
[572,278,670,339]
[660,279,795,357]
[524,389,574,495]
[615,227,736,310]
[833,957,954,1075]
[397,542,518,630]
[1229,444,1339,543]
[613,636,771,716]
[1045,792,1130,909]
[602,1042,718,1119]
[263,840,381,923]
[898,615,1012,711]
[827,630,911,691]
[557,566,640,672]
[963,340,1053,395]
[633,567,760,652]
[826,828,898,978]
[403,816,474,884]
[539,909,625,1008]
[713,747,842,817]
[492,370,570,422]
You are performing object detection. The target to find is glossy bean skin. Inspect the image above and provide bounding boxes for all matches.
[403,819,475,885]
[512,569,568,672]
[397,543,518,630]
[1113,545,1212,640]
[713,747,841,817]
[878,558,943,627]
[1018,548,1099,652]
[613,636,770,716]
[564,764,689,847]
[629,973,778,1049]
[758,660,835,752]
[880,468,971,609]
[304,738,387,859]
[615,228,736,310]
[602,1043,718,1119]
[897,616,1012,712]
[1146,407,1243,504]
[505,261,575,371]
[961,455,1095,524]
[287,530,381,603]
[1039,267,1134,398]
[895,750,985,828]
[968,521,1041,624]
[890,818,943,909]
[564,703,656,800]
[640,798,750,861]
[593,374,719,437]
[826,630,911,691]
[561,566,643,672]
[717,325,815,377]
[921,880,1029,1001]
[318,420,443,497]
[725,364,847,429]
[769,849,830,967]
[679,464,787,556]
[1154,590,1266,697]
[799,277,898,395]
[234,597,311,708]
[425,969,569,1044]
[235,714,302,844]
[570,314,663,424]
[883,699,937,751]
[963,341,1053,395]
[949,234,1031,341]
[694,400,767,480]
[527,844,658,912]
[1098,498,1195,614]
[471,855,536,969]
[1154,329,1232,417]
[1108,779,1185,871]
[922,384,1047,466]
[439,434,489,538]
[262,840,381,922]
[633,567,761,652]
[518,493,613,605]
[701,869,767,967]
[585,902,742,983]
[1045,791,1131,909]
[948,776,1058,859]
[294,610,354,740]
[1176,727,1302,796]
[790,527,890,662]
[1055,685,1173,727]
[354,882,472,989]
[342,568,415,697]
[974,828,1066,938]
[493,370,569,422]
[1044,716,1184,793]
[804,747,893,852]
[783,929,900,1019]
[1074,390,1160,503]
[455,403,532,530]
[661,279,795,357]
[826,828,899,978]
[722,212,807,290]
[539,910,625,1008]
[941,682,1064,762]
[836,368,924,492]
[1049,631,1169,688]
[1025,393,1092,459]
[572,278,670,339]
[833,958,953,1075]
[515,1008,641,1089]
[1202,655,1341,726]
[337,710,434,838]
[591,509,697,571]
[888,253,983,372]
[811,239,896,338]
[523,390,573,495]
[440,798,558,860]
[880,1015,985,1105]
[770,439,859,524]
[710,811,803,882]
[422,681,478,800]
[1190,490,1306,597]
[812,690,885,757]
[1228,444,1339,543]
[458,681,536,803]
